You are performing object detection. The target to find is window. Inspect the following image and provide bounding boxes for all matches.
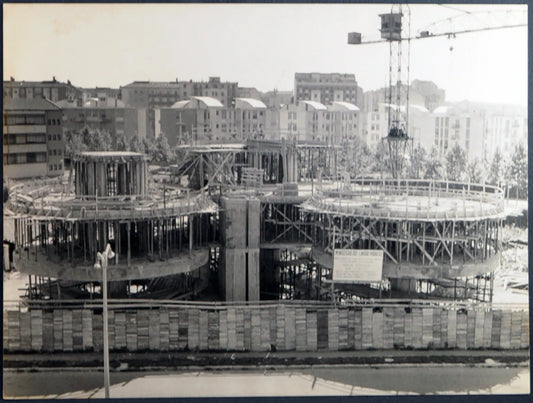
[50,165,54,171]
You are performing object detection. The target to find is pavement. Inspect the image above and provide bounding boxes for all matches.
[4,348,529,370]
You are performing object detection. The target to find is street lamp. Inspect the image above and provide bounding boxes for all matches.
[94,243,115,398]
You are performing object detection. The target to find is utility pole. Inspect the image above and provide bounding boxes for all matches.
[94,243,115,398]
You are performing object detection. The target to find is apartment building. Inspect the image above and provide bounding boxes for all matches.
[156,96,234,146]
[3,98,64,179]
[294,73,363,106]
[234,98,267,141]
[3,77,82,105]
[57,98,140,141]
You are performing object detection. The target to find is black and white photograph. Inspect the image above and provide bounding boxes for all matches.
[2,2,529,398]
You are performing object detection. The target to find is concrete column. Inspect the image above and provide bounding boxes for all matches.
[220,196,261,301]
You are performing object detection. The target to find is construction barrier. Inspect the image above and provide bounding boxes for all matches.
[3,301,529,352]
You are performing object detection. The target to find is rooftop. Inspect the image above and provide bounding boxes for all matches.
[330,101,360,111]
[3,97,62,111]
[300,100,327,111]
[235,98,267,109]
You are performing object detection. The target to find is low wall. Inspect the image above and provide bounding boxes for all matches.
[3,302,529,352]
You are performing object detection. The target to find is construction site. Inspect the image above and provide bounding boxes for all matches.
[4,140,506,302]
[3,5,528,355]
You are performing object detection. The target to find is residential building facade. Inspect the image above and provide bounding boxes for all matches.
[3,78,82,105]
[3,98,64,179]
[294,73,363,106]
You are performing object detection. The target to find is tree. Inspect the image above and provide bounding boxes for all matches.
[64,129,88,158]
[115,132,130,151]
[424,146,444,180]
[339,135,372,179]
[64,126,112,157]
[82,127,112,152]
[129,136,145,153]
[488,149,504,186]
[152,133,176,165]
[407,145,427,179]
[371,141,391,178]
[466,158,482,183]
[508,143,528,199]
[445,144,467,181]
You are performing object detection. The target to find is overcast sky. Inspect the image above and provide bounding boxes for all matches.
[3,3,527,105]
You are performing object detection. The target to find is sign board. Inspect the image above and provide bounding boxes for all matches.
[333,249,383,283]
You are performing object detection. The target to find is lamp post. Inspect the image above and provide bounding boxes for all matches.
[94,243,115,399]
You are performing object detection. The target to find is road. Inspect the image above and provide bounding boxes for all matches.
[3,365,529,398]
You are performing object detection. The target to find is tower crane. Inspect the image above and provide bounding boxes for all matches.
[347,6,526,179]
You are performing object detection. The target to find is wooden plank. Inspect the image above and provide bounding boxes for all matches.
[361,308,372,349]
[125,311,137,351]
[20,311,31,351]
[327,309,339,351]
[306,310,318,351]
[490,310,501,349]
[30,310,43,352]
[354,309,362,350]
[43,311,54,352]
[371,309,384,349]
[269,307,277,350]
[82,310,93,351]
[137,310,150,351]
[499,311,512,349]
[149,309,161,351]
[284,307,296,350]
[275,306,285,351]
[383,307,394,350]
[440,309,448,349]
[422,308,433,349]
[243,309,252,351]
[432,308,441,349]
[7,311,21,351]
[160,310,170,351]
[393,307,405,349]
[108,310,115,351]
[52,310,63,351]
[347,309,355,350]
[412,308,423,349]
[510,311,522,349]
[403,308,413,348]
[466,310,476,349]
[198,310,209,351]
[227,307,237,350]
[114,311,126,350]
[72,310,83,351]
[338,309,348,350]
[219,309,228,351]
[446,310,457,349]
[260,308,270,350]
[482,309,493,349]
[173,309,184,350]
[63,310,73,352]
[92,312,103,352]
[188,309,199,350]
[519,310,529,349]
[317,310,328,350]
[235,308,245,351]
[295,308,307,352]
[456,311,467,350]
[474,310,484,349]
[207,310,219,350]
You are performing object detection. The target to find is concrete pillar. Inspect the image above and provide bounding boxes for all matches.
[220,196,261,301]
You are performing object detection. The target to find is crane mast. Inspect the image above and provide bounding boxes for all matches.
[380,4,412,178]
[348,5,526,179]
